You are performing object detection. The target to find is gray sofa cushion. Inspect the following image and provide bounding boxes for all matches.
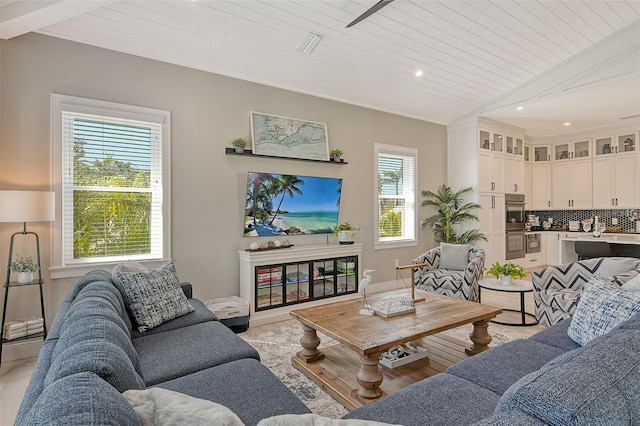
[527,318,580,352]
[447,339,566,395]
[134,320,260,385]
[130,298,216,339]
[496,318,640,425]
[44,281,145,392]
[16,372,141,426]
[471,410,547,425]
[156,358,311,426]
[344,373,500,426]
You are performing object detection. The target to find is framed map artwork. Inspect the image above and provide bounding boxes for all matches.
[250,111,329,161]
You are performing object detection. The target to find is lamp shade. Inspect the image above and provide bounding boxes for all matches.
[0,191,55,223]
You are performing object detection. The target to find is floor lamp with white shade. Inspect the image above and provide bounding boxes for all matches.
[0,190,55,364]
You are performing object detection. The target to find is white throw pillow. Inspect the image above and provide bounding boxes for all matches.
[596,258,636,278]
[112,260,148,286]
[257,413,400,426]
[123,388,244,426]
[622,273,640,291]
[439,243,471,271]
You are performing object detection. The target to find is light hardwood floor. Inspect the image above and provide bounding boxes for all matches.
[0,283,545,424]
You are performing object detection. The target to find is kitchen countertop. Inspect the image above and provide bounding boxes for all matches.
[559,234,640,244]
[526,230,640,236]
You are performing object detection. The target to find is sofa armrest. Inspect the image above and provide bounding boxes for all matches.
[412,247,440,275]
[180,282,193,299]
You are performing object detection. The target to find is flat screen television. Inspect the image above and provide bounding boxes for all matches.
[243,172,342,237]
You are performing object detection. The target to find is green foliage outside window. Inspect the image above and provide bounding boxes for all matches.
[72,137,152,259]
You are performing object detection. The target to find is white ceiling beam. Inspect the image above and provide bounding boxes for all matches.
[468,20,640,118]
[0,0,116,39]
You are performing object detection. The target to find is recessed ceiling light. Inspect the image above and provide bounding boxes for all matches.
[415,70,423,77]
[516,106,524,111]
[564,122,571,126]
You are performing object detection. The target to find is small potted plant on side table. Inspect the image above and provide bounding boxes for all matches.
[10,255,40,284]
[232,138,247,154]
[486,262,525,286]
[330,149,343,162]
[333,222,361,245]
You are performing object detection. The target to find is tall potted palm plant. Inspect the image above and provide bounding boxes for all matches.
[421,185,486,244]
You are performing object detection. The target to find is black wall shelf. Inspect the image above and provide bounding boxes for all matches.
[225,148,347,165]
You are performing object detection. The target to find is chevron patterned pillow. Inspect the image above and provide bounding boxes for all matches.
[568,275,640,346]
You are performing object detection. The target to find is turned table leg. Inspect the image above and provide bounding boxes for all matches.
[355,353,383,400]
[296,324,325,363]
[466,319,493,355]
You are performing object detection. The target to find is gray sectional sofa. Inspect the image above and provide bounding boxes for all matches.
[345,258,640,425]
[15,270,310,425]
[16,267,640,425]
[346,311,640,425]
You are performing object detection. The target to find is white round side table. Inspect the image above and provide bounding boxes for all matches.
[478,278,538,327]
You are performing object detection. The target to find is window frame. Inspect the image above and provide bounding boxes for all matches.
[374,143,418,250]
[50,94,171,279]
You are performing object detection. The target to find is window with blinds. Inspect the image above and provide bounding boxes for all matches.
[375,144,417,247]
[53,95,169,267]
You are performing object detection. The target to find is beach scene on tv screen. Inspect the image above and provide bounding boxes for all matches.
[244,172,342,237]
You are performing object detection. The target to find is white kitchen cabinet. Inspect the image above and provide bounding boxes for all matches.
[479,152,504,192]
[478,193,505,267]
[545,232,568,265]
[525,232,546,269]
[533,145,551,163]
[553,140,590,161]
[593,133,636,157]
[479,129,504,153]
[503,155,524,194]
[592,153,639,208]
[530,163,552,209]
[551,159,592,209]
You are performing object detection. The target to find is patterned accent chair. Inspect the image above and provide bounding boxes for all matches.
[532,257,640,327]
[411,246,485,302]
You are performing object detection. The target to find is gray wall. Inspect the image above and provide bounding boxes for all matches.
[0,33,447,322]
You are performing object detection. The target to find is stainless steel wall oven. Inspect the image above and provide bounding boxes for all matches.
[505,194,525,260]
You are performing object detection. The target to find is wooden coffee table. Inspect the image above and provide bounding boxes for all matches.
[290,289,502,409]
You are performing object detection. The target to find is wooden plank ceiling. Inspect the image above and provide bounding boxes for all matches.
[1,0,639,135]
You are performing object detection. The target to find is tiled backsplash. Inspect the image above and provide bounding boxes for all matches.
[526,209,640,232]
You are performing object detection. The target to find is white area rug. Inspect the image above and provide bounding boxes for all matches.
[239,320,526,418]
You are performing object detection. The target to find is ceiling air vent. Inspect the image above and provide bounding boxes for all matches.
[296,31,323,54]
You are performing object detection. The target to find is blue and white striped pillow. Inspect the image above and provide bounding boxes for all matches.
[568,274,640,346]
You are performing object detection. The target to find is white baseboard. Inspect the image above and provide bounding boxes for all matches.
[248,279,406,327]
[2,339,42,363]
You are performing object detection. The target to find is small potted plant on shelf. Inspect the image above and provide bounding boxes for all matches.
[333,222,361,245]
[232,138,247,153]
[330,149,343,162]
[10,255,40,284]
[486,262,525,286]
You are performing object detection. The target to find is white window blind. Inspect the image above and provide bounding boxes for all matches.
[60,108,164,264]
[375,144,417,247]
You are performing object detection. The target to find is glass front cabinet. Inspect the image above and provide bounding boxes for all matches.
[254,256,358,311]
[239,244,363,325]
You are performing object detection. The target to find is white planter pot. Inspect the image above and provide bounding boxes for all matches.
[500,275,512,286]
[338,230,356,245]
[17,272,34,284]
[234,146,245,153]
